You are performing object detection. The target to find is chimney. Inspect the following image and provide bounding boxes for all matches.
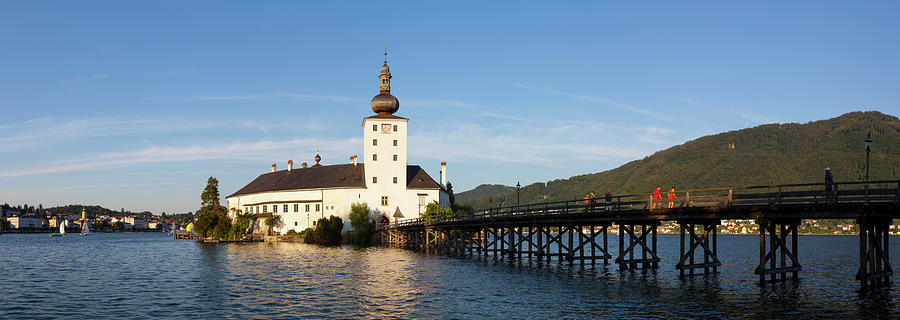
[271,163,276,172]
[440,162,447,187]
[350,155,358,166]
[301,162,308,168]
[288,160,293,171]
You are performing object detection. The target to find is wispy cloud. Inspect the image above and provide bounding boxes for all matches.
[511,83,667,120]
[0,137,361,179]
[681,97,780,125]
[0,116,323,152]
[59,69,197,86]
[182,93,364,103]
[409,121,652,168]
[59,74,112,85]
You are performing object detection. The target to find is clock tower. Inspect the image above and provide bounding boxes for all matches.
[363,52,409,215]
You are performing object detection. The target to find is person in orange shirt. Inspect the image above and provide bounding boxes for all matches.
[667,186,676,208]
[651,187,661,209]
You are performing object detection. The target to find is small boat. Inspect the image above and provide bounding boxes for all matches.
[80,219,91,236]
[50,221,67,237]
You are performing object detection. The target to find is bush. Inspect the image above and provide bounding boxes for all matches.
[229,210,254,239]
[348,203,374,246]
[304,215,343,245]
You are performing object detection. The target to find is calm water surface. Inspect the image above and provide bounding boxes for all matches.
[1,232,897,319]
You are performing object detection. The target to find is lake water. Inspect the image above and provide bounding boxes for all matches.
[1,232,897,319]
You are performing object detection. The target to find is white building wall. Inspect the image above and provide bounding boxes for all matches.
[8,217,42,229]
[227,185,445,234]
[227,187,371,234]
[363,117,411,220]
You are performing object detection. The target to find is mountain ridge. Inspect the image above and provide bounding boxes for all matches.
[457,111,900,210]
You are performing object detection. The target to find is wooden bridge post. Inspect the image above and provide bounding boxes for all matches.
[536,225,544,262]
[676,219,722,277]
[508,226,516,261]
[528,226,534,261]
[755,218,801,285]
[568,224,575,266]
[857,217,893,290]
[615,222,661,270]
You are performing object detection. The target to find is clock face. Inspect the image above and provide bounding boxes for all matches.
[381,124,392,134]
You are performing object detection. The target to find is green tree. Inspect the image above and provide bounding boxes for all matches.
[305,215,343,245]
[264,214,282,235]
[421,201,454,221]
[195,177,230,239]
[229,208,254,239]
[348,203,374,246]
[447,182,456,208]
[112,221,124,231]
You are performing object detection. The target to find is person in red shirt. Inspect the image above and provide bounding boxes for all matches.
[667,186,676,208]
[652,187,661,209]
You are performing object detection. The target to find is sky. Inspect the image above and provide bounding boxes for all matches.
[1,1,898,214]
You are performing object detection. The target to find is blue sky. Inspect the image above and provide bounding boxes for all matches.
[1,1,898,214]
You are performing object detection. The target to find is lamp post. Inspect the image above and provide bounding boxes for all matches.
[516,181,521,207]
[865,132,872,206]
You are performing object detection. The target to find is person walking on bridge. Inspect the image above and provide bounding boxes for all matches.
[825,167,835,204]
[667,186,677,208]
[605,190,613,211]
[651,187,661,209]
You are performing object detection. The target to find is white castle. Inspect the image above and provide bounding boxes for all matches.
[226,54,450,233]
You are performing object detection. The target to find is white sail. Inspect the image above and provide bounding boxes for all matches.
[81,220,91,235]
[59,221,66,234]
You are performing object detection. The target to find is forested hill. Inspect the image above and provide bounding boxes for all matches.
[459,111,900,210]
[454,184,517,206]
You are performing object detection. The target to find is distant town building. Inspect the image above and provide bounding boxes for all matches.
[8,216,42,229]
[124,217,145,230]
[226,54,450,233]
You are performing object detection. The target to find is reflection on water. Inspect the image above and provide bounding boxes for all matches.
[1,233,898,319]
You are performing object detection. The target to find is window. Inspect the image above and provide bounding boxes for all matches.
[294,204,299,212]
[294,222,298,226]
[315,204,321,212]
[313,221,317,226]
[283,204,288,213]
[373,139,377,146]
[381,196,389,206]
[274,205,278,213]
[393,140,398,146]
[393,154,398,161]
[418,194,427,206]
[373,177,377,183]
[373,154,377,161]
[372,124,377,131]
[305,204,310,212]
[393,125,398,132]
[263,205,267,213]
[393,177,398,184]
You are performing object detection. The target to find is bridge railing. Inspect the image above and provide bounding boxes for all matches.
[383,180,900,229]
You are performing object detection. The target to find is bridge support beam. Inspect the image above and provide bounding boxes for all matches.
[755,218,801,284]
[569,224,611,266]
[615,222,660,270]
[857,217,893,290]
[676,219,721,277]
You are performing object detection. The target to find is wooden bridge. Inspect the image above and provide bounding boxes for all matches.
[378,180,900,290]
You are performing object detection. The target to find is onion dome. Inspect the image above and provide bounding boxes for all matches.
[314,153,321,165]
[370,51,399,114]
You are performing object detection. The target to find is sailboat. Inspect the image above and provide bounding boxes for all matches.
[80,219,91,236]
[50,220,67,237]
